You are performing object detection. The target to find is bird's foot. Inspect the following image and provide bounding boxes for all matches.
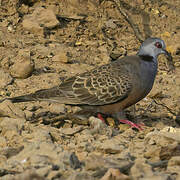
[119,119,144,131]
[96,113,144,131]
[97,113,106,123]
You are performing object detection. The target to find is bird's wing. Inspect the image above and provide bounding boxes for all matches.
[4,59,134,104]
[58,61,133,105]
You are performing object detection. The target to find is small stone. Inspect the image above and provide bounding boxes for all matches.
[151,9,160,15]
[160,5,168,12]
[75,41,82,46]
[101,168,130,180]
[0,90,6,96]
[0,117,25,134]
[14,170,45,180]
[89,116,106,133]
[160,142,180,160]
[24,110,33,119]
[22,18,43,36]
[167,156,180,173]
[47,171,62,180]
[10,50,34,79]
[0,70,13,89]
[47,103,66,114]
[166,46,176,55]
[0,100,25,118]
[175,61,180,67]
[161,127,178,133]
[0,136,7,147]
[7,25,14,32]
[36,166,51,178]
[105,19,117,29]
[60,126,84,136]
[0,146,24,159]
[85,155,106,171]
[3,130,21,143]
[76,151,88,161]
[0,57,11,70]
[0,155,7,165]
[18,4,29,14]
[67,172,94,180]
[162,32,171,38]
[110,52,121,60]
[69,152,81,169]
[51,164,60,171]
[52,52,68,64]
[140,5,145,10]
[119,123,131,131]
[106,117,115,127]
[96,138,123,154]
[130,158,153,179]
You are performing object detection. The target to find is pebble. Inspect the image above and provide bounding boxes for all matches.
[0,70,13,89]
[10,50,34,79]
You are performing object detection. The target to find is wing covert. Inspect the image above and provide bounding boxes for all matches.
[59,63,133,105]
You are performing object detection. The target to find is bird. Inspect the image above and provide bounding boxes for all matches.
[0,38,173,130]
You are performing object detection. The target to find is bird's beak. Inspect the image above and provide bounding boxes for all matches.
[162,49,175,72]
[162,49,172,61]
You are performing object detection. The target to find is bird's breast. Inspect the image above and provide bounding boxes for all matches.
[139,60,158,95]
[97,60,158,115]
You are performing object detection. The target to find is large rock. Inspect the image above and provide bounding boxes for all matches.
[22,7,59,35]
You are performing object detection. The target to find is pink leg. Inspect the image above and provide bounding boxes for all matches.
[97,113,106,123]
[119,119,144,131]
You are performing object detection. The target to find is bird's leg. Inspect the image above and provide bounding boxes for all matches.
[114,112,144,131]
[96,112,144,130]
[97,113,106,123]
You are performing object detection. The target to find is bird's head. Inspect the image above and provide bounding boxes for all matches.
[138,37,172,61]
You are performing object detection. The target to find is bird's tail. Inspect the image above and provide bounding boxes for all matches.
[0,86,62,103]
[9,94,36,103]
[0,94,36,103]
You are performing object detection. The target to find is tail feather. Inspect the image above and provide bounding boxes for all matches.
[0,87,63,103]
[0,94,36,103]
[8,94,36,103]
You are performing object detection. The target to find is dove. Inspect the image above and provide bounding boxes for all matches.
[0,38,173,130]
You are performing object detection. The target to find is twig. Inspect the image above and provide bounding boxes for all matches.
[103,0,144,42]
[147,160,168,169]
[153,99,177,116]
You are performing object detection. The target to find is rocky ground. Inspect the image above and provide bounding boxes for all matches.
[0,0,180,179]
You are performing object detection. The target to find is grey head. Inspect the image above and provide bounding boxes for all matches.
[137,37,172,61]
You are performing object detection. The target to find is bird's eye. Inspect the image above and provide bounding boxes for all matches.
[155,42,162,48]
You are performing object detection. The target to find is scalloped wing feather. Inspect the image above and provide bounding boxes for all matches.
[58,62,133,105]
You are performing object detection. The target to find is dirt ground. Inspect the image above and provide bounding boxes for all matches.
[0,0,180,179]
